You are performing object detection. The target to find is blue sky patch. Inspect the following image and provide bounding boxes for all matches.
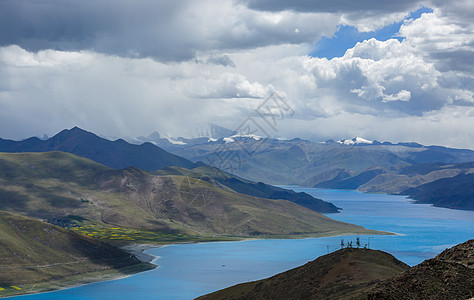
[310,6,433,59]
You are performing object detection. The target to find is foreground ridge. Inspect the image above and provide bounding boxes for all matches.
[198,240,474,300]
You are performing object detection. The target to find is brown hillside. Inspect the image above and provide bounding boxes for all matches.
[0,151,384,239]
[0,210,154,297]
[197,248,409,300]
[368,239,474,300]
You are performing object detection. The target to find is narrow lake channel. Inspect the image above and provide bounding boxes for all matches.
[12,188,474,300]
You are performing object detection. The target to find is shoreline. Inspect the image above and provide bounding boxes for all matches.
[120,243,163,263]
[0,232,401,299]
[1,262,155,299]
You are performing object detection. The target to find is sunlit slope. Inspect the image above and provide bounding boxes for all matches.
[0,210,153,296]
[154,165,340,213]
[0,151,383,238]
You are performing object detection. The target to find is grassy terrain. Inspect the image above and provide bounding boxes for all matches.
[0,151,386,238]
[0,151,393,297]
[154,165,340,213]
[71,224,189,242]
[0,210,155,298]
[68,223,240,244]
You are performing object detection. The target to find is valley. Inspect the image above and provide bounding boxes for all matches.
[0,127,472,298]
[8,187,473,299]
[142,132,474,211]
[0,151,377,239]
[3,1,473,298]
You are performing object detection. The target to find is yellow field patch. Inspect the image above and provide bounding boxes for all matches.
[70,224,192,242]
[11,286,21,290]
[0,287,5,291]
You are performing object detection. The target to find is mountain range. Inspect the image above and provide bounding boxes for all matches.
[0,127,339,214]
[3,127,473,210]
[0,126,194,171]
[1,126,471,297]
[0,151,377,238]
[133,130,474,210]
[0,128,385,296]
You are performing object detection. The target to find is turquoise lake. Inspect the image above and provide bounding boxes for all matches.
[12,188,474,299]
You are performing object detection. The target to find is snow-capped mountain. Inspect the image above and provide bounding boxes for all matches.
[337,137,374,145]
[126,123,237,146]
[223,134,263,143]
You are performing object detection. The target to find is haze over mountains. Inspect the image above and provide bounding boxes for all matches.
[130,127,474,211]
[2,126,473,211]
[0,127,339,214]
[0,126,194,171]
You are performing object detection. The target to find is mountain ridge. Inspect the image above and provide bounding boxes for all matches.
[198,240,474,300]
[197,247,410,300]
[135,131,474,211]
[0,126,194,171]
[0,127,340,214]
[0,151,382,238]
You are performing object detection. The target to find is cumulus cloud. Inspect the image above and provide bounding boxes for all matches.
[399,9,474,76]
[0,45,271,139]
[0,0,473,149]
[276,105,474,149]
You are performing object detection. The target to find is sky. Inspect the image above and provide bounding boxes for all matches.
[0,0,473,148]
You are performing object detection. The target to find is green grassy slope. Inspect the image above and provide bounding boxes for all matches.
[0,210,154,297]
[0,151,383,239]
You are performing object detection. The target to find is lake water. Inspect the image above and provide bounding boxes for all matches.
[11,188,474,299]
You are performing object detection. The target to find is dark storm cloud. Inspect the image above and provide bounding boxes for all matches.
[431,50,474,73]
[240,0,419,13]
[0,0,336,61]
[206,55,236,67]
[0,0,196,61]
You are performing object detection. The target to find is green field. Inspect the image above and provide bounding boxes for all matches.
[70,224,189,242]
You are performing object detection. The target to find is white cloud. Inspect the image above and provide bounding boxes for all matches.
[341,10,410,32]
[0,45,271,139]
[382,90,411,103]
[276,105,474,149]
[0,1,473,149]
